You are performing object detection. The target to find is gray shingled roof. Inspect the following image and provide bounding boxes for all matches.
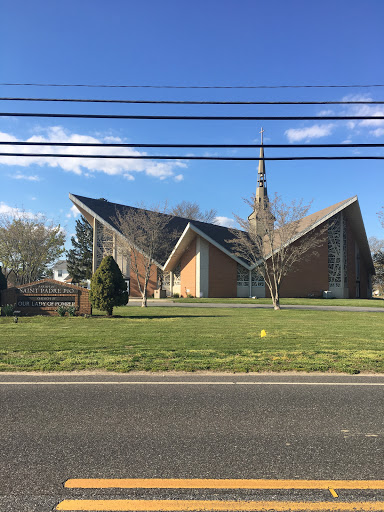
[70,194,243,265]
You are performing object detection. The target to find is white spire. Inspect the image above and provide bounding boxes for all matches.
[256,127,268,202]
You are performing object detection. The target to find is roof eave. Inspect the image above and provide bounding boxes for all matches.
[69,193,164,270]
[163,222,252,271]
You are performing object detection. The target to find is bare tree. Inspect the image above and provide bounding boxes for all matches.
[369,236,384,294]
[172,200,218,224]
[369,236,384,255]
[229,194,326,310]
[0,211,65,285]
[114,204,176,307]
[379,207,384,229]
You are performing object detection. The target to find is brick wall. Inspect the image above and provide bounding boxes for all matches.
[209,244,237,297]
[128,251,158,298]
[271,228,329,298]
[180,238,196,297]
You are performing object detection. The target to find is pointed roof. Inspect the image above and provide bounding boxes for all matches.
[262,196,374,273]
[69,193,374,275]
[69,193,247,268]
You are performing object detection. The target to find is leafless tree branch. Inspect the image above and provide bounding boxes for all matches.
[228,193,326,309]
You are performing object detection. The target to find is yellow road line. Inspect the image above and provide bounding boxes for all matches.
[55,499,384,511]
[64,478,384,490]
[329,488,339,498]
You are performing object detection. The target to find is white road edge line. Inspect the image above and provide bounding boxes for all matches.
[0,381,384,386]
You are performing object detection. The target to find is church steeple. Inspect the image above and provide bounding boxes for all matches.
[255,127,268,207]
[248,128,270,236]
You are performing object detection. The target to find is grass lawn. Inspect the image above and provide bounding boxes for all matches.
[0,306,383,373]
[170,297,384,307]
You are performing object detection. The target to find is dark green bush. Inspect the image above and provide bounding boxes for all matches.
[2,304,14,316]
[57,305,67,317]
[89,255,128,316]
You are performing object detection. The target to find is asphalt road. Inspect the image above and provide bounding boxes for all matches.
[0,373,383,511]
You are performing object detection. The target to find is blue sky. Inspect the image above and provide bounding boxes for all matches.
[1,0,384,247]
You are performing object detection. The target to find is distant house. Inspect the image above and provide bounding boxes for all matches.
[52,260,70,282]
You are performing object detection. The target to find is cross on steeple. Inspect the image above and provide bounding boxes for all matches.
[259,127,264,145]
[257,127,266,188]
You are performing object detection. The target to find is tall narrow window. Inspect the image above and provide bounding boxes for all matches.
[237,264,249,286]
[251,268,264,286]
[173,262,181,286]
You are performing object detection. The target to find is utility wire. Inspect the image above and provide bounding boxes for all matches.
[2,82,384,89]
[1,112,384,121]
[1,141,384,149]
[1,153,383,161]
[1,97,384,105]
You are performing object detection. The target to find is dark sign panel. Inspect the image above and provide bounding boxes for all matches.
[1,279,92,316]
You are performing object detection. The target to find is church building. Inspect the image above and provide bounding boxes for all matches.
[69,144,374,299]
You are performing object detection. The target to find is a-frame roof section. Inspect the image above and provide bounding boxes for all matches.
[69,194,247,268]
[269,196,356,252]
[163,222,250,271]
[267,195,374,273]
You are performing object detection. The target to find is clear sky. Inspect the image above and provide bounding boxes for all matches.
[1,0,384,247]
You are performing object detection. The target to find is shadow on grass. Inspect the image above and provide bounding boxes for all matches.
[93,315,225,319]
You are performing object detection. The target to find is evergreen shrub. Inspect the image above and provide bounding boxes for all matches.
[89,255,128,316]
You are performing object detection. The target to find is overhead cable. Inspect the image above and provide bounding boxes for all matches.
[1,82,384,89]
[1,112,384,121]
[1,97,384,105]
[1,153,384,161]
[1,141,384,149]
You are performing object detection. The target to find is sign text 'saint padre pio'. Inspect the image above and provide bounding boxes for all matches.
[20,283,75,294]
[17,296,76,307]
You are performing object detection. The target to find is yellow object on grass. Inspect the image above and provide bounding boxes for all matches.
[261,330,267,337]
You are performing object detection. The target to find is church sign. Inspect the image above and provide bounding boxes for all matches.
[1,279,92,316]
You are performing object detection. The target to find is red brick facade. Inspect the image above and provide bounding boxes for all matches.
[128,250,158,298]
[209,244,237,297]
[276,228,329,298]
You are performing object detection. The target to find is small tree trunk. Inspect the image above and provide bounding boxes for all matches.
[107,307,113,316]
[141,292,148,307]
[273,294,281,310]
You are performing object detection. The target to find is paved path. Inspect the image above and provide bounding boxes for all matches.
[128,299,384,313]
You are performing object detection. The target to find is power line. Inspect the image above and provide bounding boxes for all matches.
[1,112,384,121]
[1,152,383,161]
[1,97,384,105]
[1,141,384,149]
[1,82,384,89]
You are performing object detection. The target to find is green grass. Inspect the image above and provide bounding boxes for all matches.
[0,306,383,373]
[170,297,384,307]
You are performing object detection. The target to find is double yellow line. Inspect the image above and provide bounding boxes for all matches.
[56,478,384,511]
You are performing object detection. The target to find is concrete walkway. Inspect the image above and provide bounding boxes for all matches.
[127,299,384,313]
